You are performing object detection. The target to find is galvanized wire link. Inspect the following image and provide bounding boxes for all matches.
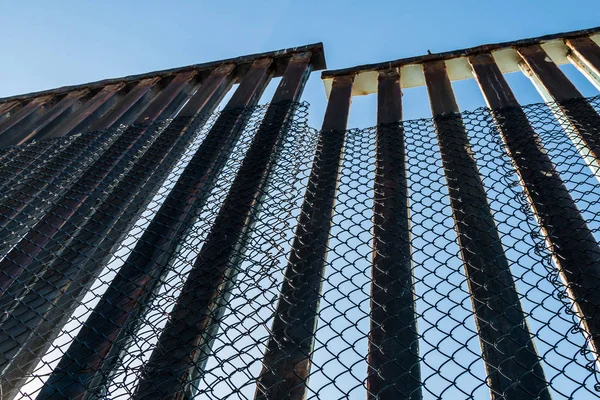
[1,98,600,400]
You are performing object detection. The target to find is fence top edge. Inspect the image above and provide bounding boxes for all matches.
[320,25,600,78]
[0,42,326,105]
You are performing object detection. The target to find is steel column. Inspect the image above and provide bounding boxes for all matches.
[470,52,600,366]
[367,69,421,400]
[37,59,273,400]
[423,60,550,400]
[87,77,161,130]
[0,101,23,121]
[254,75,353,400]
[0,65,236,400]
[40,83,127,139]
[134,52,313,400]
[566,36,600,90]
[0,72,197,298]
[9,89,91,146]
[0,96,55,147]
[518,45,600,181]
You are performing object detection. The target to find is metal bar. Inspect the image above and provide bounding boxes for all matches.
[254,75,353,400]
[0,96,53,147]
[0,131,123,319]
[0,65,237,400]
[134,52,313,400]
[9,89,91,146]
[423,60,550,400]
[0,71,197,298]
[470,52,600,368]
[0,42,325,105]
[0,101,22,120]
[37,59,274,400]
[366,69,421,400]
[0,85,123,191]
[87,77,161,130]
[517,45,600,181]
[566,36,600,90]
[40,83,127,139]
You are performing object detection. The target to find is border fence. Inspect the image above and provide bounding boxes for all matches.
[0,27,600,399]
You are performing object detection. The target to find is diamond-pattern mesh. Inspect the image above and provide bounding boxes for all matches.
[1,97,600,399]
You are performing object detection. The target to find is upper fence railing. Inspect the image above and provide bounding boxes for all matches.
[316,26,600,400]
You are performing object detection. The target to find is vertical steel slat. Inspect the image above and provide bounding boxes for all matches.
[8,89,91,146]
[87,77,161,130]
[423,60,550,400]
[134,52,313,400]
[0,96,54,147]
[566,36,600,90]
[470,52,600,367]
[367,69,421,400]
[0,72,197,298]
[0,130,124,317]
[0,84,127,227]
[0,66,237,400]
[40,83,127,139]
[254,75,353,400]
[37,59,274,400]
[0,101,23,121]
[517,45,600,180]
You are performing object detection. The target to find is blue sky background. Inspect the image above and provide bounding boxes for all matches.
[0,0,599,128]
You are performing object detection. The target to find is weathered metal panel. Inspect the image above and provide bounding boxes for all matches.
[423,60,550,400]
[255,75,353,400]
[134,52,314,400]
[518,45,600,181]
[0,66,237,400]
[367,68,421,400]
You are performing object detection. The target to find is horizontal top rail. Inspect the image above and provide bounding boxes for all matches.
[321,26,600,97]
[0,42,326,105]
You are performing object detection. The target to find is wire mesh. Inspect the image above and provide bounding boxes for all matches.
[1,97,600,399]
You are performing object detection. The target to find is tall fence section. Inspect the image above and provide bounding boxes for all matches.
[1,27,600,399]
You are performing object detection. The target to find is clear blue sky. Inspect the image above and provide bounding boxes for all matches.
[0,0,599,128]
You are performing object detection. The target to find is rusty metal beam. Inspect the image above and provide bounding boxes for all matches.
[518,45,600,182]
[134,52,313,400]
[0,71,197,303]
[0,43,325,106]
[41,83,127,138]
[0,65,237,400]
[87,77,161,130]
[0,96,54,147]
[10,89,91,145]
[566,36,600,90]
[423,60,550,400]
[254,75,353,400]
[0,101,23,121]
[470,52,600,370]
[37,59,273,400]
[367,69,421,400]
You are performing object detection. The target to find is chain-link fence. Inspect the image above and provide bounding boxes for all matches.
[1,97,600,399]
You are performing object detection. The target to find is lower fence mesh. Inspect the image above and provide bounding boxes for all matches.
[1,97,600,399]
